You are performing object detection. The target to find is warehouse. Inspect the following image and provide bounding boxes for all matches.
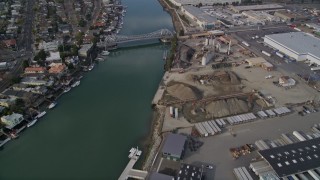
[259,138,320,178]
[181,5,219,30]
[168,0,241,7]
[161,133,187,161]
[230,4,284,13]
[264,32,320,65]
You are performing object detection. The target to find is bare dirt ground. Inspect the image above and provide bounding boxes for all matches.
[232,64,319,106]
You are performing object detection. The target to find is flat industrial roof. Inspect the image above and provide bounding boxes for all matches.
[259,138,320,178]
[183,5,217,23]
[149,172,174,180]
[162,133,187,157]
[265,32,320,59]
[231,4,284,12]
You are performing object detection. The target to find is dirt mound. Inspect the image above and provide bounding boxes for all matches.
[213,70,241,85]
[206,98,249,118]
[167,84,197,101]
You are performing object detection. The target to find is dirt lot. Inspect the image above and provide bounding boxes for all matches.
[232,64,319,106]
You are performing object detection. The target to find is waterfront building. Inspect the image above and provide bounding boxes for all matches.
[1,113,24,129]
[264,32,320,65]
[0,98,16,108]
[48,63,67,74]
[181,5,220,30]
[161,133,187,161]
[78,44,93,57]
[168,0,241,7]
[12,84,28,91]
[24,67,46,74]
[230,4,284,13]
[21,77,48,86]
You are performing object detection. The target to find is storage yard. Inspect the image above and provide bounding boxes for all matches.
[149,1,320,180]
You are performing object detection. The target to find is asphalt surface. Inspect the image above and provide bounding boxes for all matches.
[184,111,320,180]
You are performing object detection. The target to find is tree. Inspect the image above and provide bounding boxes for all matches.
[78,18,86,27]
[37,49,47,60]
[22,60,29,69]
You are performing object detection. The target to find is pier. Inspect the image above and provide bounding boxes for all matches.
[118,147,148,180]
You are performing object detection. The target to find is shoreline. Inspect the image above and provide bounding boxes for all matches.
[140,0,179,171]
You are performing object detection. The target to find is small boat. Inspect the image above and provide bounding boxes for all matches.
[63,87,71,93]
[71,80,80,88]
[95,57,105,62]
[88,64,95,71]
[36,111,46,119]
[48,102,57,109]
[10,132,19,139]
[27,119,38,127]
[101,51,110,56]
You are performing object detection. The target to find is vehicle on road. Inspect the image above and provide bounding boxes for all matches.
[205,165,213,169]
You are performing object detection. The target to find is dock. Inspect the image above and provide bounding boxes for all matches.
[118,147,148,180]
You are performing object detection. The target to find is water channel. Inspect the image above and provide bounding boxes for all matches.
[0,0,173,179]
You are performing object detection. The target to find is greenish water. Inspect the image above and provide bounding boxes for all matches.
[0,0,173,179]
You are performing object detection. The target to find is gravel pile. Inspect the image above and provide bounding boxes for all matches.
[167,84,197,100]
[206,98,249,118]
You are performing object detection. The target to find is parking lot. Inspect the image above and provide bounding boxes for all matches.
[183,111,320,180]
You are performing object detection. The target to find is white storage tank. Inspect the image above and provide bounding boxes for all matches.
[174,108,178,119]
[169,107,173,117]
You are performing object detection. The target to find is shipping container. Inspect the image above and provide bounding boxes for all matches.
[262,50,271,57]
[293,131,307,141]
[242,41,250,47]
[276,51,284,58]
[308,170,320,180]
[169,106,173,116]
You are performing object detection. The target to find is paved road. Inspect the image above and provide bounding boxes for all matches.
[184,112,320,180]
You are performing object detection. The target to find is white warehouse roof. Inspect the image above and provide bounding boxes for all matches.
[169,0,241,6]
[182,5,217,24]
[265,32,320,60]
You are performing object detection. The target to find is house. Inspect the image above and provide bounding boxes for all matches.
[279,76,296,87]
[83,35,95,44]
[0,98,16,107]
[12,84,28,91]
[38,41,61,52]
[161,133,187,161]
[78,43,93,57]
[31,86,48,95]
[1,113,24,129]
[94,21,106,28]
[46,51,61,62]
[2,39,16,48]
[24,67,46,74]
[21,77,47,86]
[48,63,67,74]
[58,24,71,34]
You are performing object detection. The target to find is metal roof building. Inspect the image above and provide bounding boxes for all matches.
[259,138,320,178]
[162,133,187,161]
[148,172,174,180]
[181,5,219,30]
[264,32,320,65]
[230,4,284,13]
[177,164,202,180]
[168,0,241,7]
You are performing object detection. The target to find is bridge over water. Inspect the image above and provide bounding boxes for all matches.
[97,29,173,48]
